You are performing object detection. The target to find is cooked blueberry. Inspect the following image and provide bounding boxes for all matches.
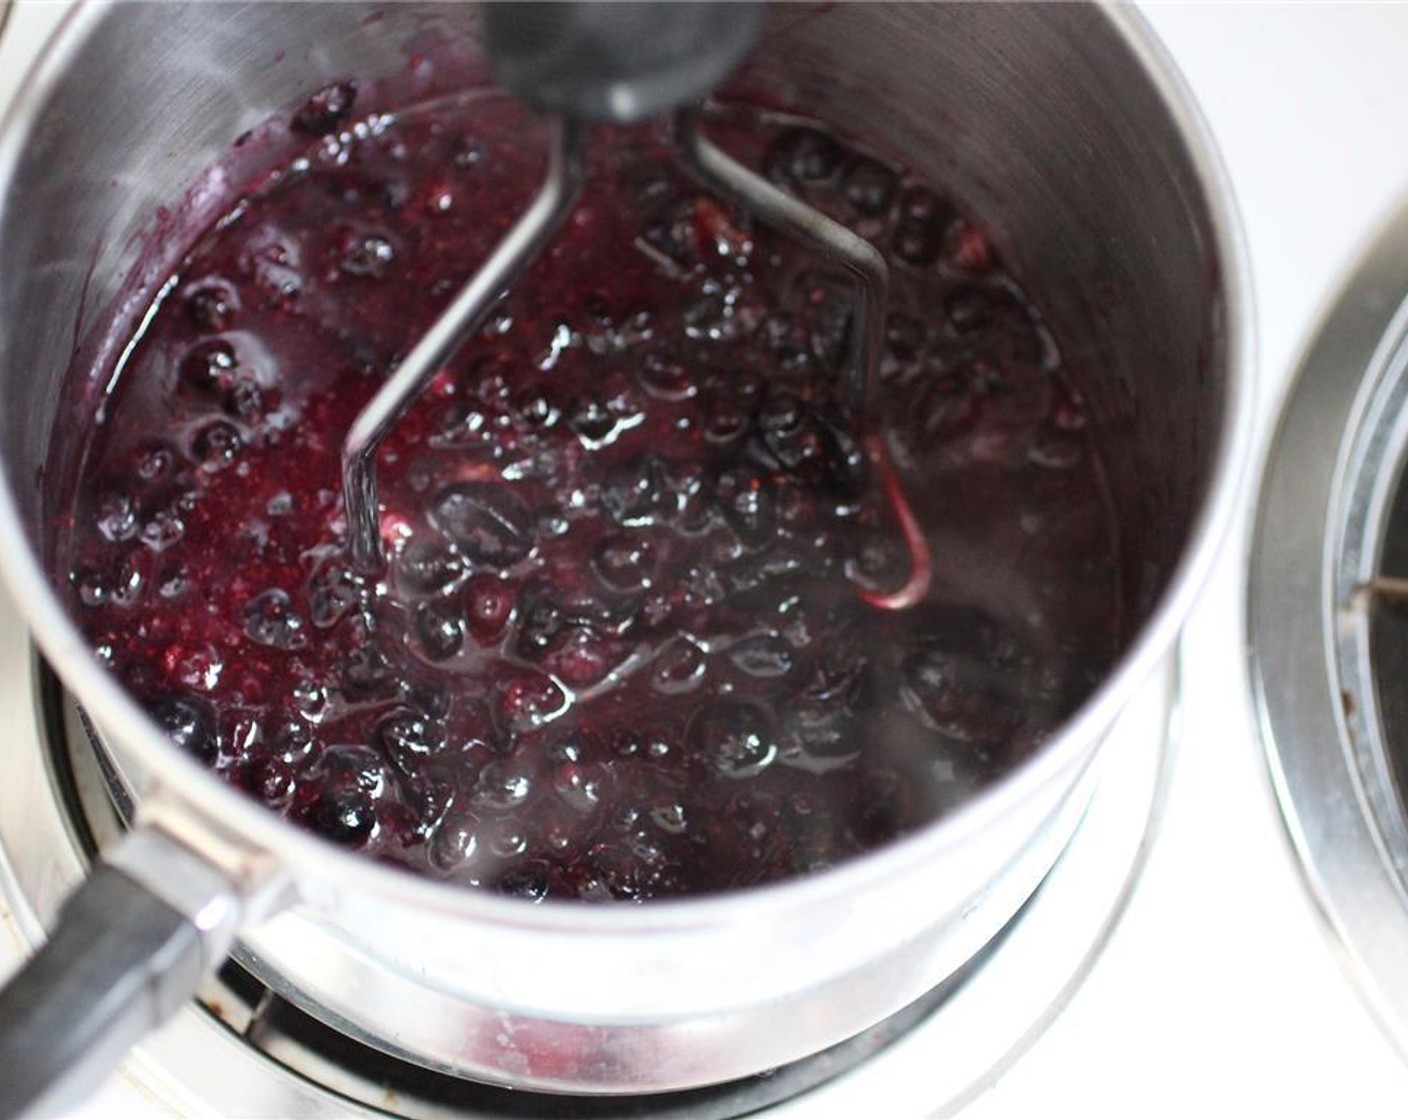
[761,411,827,476]
[497,862,551,902]
[514,586,564,660]
[147,693,217,763]
[222,373,267,422]
[398,540,462,593]
[470,759,534,810]
[77,555,142,614]
[338,230,396,278]
[409,684,453,721]
[765,127,842,186]
[726,632,795,679]
[375,709,445,775]
[291,80,357,136]
[651,636,708,695]
[272,720,317,767]
[319,744,390,797]
[465,575,516,642]
[637,353,693,400]
[249,757,296,807]
[132,442,175,484]
[552,758,604,814]
[190,421,241,471]
[701,394,749,444]
[308,564,363,629]
[243,588,308,650]
[602,454,672,527]
[429,812,480,872]
[545,625,618,689]
[95,491,138,542]
[592,533,657,592]
[788,704,858,758]
[898,610,1032,744]
[757,390,805,437]
[415,602,464,661]
[713,467,775,545]
[842,157,898,217]
[340,643,397,701]
[407,763,456,826]
[186,283,239,333]
[493,670,567,733]
[63,101,1111,904]
[310,789,376,847]
[567,395,617,445]
[178,340,237,398]
[428,482,536,569]
[892,186,953,266]
[690,701,778,778]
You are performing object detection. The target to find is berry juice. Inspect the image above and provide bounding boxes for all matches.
[56,85,1122,901]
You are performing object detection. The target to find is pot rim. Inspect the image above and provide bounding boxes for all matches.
[0,0,1255,932]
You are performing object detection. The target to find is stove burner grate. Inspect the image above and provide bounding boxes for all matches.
[201,942,991,1120]
[1252,193,1408,1066]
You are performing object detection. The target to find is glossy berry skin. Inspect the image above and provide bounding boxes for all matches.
[147,693,219,764]
[60,92,1122,901]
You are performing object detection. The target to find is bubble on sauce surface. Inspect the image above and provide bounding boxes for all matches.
[243,588,309,650]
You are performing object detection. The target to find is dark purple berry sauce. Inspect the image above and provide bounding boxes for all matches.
[56,86,1122,901]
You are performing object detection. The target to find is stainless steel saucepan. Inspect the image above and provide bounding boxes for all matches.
[0,2,1252,1114]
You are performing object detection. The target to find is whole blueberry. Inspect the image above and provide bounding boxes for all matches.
[146,693,218,764]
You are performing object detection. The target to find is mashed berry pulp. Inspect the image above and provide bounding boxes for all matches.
[58,87,1123,900]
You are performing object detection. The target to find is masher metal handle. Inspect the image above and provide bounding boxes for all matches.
[671,107,889,428]
[484,2,763,124]
[342,2,762,573]
[671,110,929,609]
[342,118,587,573]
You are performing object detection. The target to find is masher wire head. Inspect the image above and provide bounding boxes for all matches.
[341,116,588,574]
[341,3,904,593]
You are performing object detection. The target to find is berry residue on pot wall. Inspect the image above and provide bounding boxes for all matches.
[55,83,1123,901]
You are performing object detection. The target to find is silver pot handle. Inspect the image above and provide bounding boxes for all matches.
[0,825,246,1117]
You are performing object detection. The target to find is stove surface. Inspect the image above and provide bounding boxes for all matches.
[4,2,1408,1116]
[989,5,1408,1114]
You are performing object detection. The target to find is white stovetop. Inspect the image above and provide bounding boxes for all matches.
[976,5,1408,1115]
[5,2,1408,1116]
